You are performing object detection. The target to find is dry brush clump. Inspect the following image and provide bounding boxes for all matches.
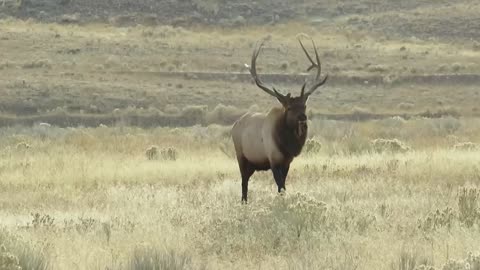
[161,147,178,161]
[205,104,244,125]
[371,138,410,153]
[0,230,48,270]
[304,137,322,154]
[145,145,159,160]
[442,252,480,270]
[390,250,432,270]
[453,142,479,151]
[458,186,480,227]
[128,246,192,270]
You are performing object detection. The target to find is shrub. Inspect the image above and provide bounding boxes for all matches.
[22,59,51,69]
[397,102,415,110]
[371,138,410,153]
[458,186,479,227]
[304,137,322,154]
[390,250,432,270]
[181,105,207,125]
[128,246,191,270]
[453,142,479,151]
[160,147,177,161]
[145,145,159,160]
[164,104,180,115]
[205,104,244,125]
[0,230,48,270]
[218,139,236,159]
[442,252,480,270]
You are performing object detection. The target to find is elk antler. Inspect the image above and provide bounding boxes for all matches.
[245,40,288,104]
[298,36,328,98]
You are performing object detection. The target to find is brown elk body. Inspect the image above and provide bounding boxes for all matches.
[232,36,328,202]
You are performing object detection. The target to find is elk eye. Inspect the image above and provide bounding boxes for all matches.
[298,114,307,121]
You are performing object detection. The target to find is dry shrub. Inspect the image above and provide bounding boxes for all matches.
[22,59,51,69]
[145,145,159,160]
[15,141,31,150]
[0,245,21,270]
[218,139,235,159]
[164,104,180,115]
[371,138,410,153]
[58,14,80,24]
[304,137,322,154]
[160,147,177,161]
[458,186,479,227]
[128,246,191,270]
[390,250,432,270]
[181,105,207,125]
[368,64,389,73]
[442,252,480,270]
[398,102,415,110]
[0,230,48,270]
[205,104,244,125]
[453,142,479,151]
[108,14,136,26]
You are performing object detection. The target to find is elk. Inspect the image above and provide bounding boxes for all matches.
[231,36,328,203]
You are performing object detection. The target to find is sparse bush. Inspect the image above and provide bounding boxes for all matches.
[418,207,454,232]
[145,145,159,160]
[458,186,479,227]
[398,102,415,110]
[160,147,177,161]
[192,0,221,15]
[205,104,244,125]
[164,104,180,115]
[219,139,235,159]
[128,246,191,270]
[371,138,410,153]
[22,59,51,69]
[442,252,480,270]
[453,142,479,151]
[0,230,48,270]
[181,105,207,125]
[451,63,465,73]
[429,116,461,136]
[304,137,322,154]
[391,250,432,270]
[0,245,21,270]
[15,141,31,150]
[368,64,389,73]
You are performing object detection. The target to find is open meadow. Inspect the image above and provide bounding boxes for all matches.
[1,1,480,269]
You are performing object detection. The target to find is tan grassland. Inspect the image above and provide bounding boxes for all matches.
[1,8,480,270]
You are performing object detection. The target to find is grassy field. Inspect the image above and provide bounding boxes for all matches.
[1,4,480,269]
[1,122,480,269]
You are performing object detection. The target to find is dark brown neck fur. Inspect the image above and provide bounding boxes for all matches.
[273,112,307,159]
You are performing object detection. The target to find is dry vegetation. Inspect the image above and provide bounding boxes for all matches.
[0,119,480,269]
[1,1,480,269]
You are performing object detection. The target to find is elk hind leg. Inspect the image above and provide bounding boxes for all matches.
[238,157,255,203]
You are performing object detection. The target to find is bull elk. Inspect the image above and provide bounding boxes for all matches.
[231,36,328,203]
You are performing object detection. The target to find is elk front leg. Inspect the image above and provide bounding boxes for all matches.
[272,165,289,193]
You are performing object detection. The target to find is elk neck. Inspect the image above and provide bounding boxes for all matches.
[272,110,307,159]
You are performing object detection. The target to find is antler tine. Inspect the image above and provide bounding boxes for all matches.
[298,37,317,72]
[246,39,287,101]
[298,35,328,97]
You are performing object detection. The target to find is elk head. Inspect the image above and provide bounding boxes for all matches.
[245,36,328,138]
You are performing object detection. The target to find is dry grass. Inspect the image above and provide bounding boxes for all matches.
[0,18,480,121]
[0,123,480,269]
